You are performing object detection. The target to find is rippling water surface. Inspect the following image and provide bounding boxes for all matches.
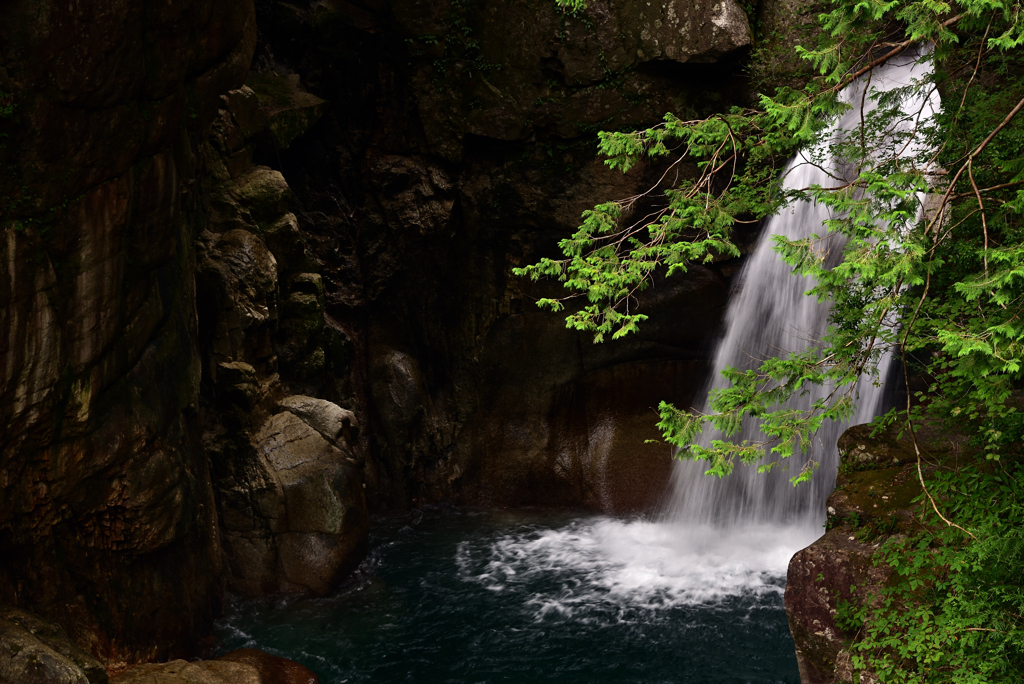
[216,508,814,684]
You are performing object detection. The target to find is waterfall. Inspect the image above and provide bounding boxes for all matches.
[410,52,941,622]
[661,48,938,531]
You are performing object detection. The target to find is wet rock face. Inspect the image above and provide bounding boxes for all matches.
[196,83,368,595]
[259,0,757,512]
[386,0,753,159]
[216,402,367,596]
[786,527,894,684]
[215,649,319,684]
[0,0,255,664]
[0,610,319,684]
[112,661,261,684]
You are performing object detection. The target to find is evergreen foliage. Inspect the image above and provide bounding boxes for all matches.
[836,461,1024,682]
[519,0,1024,679]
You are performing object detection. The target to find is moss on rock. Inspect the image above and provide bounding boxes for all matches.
[244,73,328,150]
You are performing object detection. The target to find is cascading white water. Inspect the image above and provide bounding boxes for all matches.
[457,51,938,617]
[661,48,939,535]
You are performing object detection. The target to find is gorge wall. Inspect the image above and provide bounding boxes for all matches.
[0,0,815,671]
[0,0,256,665]
[256,0,759,513]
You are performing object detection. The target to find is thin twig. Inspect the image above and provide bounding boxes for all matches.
[898,223,978,541]
[836,15,962,91]
[967,158,989,273]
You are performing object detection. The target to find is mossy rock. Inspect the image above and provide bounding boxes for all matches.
[0,606,108,684]
[229,166,292,225]
[788,420,978,682]
[244,73,328,149]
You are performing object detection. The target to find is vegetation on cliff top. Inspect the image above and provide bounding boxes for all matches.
[518,0,1024,679]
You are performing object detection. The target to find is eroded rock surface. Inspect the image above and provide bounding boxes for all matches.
[785,422,960,683]
[0,607,107,684]
[277,395,359,450]
[196,84,367,595]
[216,649,318,684]
[215,403,367,595]
[0,0,255,663]
[385,0,753,158]
[112,661,259,684]
[112,649,318,684]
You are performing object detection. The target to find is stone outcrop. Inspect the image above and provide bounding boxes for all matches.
[0,607,107,684]
[199,81,337,390]
[0,606,317,684]
[785,422,962,683]
[385,0,753,159]
[197,82,369,596]
[112,661,260,684]
[112,649,317,684]
[216,401,367,595]
[0,0,256,664]
[216,648,319,684]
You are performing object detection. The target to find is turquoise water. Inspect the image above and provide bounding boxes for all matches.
[215,508,805,684]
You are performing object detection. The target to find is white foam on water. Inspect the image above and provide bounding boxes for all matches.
[457,517,821,619]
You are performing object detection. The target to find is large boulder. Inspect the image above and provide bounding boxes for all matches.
[0,607,107,684]
[112,650,318,684]
[217,400,368,595]
[112,661,258,684]
[277,395,359,449]
[217,648,318,684]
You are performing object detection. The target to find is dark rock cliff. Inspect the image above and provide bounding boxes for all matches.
[255,0,758,513]
[0,0,806,669]
[0,0,256,665]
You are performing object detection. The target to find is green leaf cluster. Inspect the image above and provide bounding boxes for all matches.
[836,462,1024,682]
